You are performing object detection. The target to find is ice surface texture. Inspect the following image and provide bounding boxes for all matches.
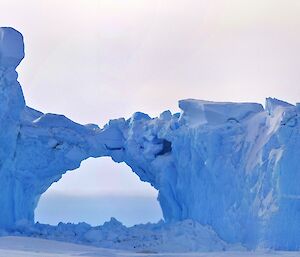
[1,27,300,250]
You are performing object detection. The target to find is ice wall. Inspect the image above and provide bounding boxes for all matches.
[115,99,300,250]
[1,27,300,250]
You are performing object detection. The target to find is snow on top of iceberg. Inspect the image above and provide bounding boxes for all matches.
[0,27,24,68]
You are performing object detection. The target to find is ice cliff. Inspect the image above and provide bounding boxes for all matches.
[1,27,300,250]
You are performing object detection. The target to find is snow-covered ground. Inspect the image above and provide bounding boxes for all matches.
[0,236,299,257]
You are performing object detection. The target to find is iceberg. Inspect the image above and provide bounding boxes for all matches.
[0,27,300,250]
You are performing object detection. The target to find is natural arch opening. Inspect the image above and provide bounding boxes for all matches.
[35,157,162,226]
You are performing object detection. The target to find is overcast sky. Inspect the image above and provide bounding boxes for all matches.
[2,0,300,224]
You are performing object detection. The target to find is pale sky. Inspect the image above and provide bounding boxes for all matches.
[2,0,300,224]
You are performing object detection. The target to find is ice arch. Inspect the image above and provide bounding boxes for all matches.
[0,27,171,230]
[35,157,162,226]
[1,27,300,250]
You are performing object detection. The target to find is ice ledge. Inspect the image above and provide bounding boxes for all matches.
[178,99,264,127]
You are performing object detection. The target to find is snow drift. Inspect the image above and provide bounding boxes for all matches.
[0,27,300,250]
